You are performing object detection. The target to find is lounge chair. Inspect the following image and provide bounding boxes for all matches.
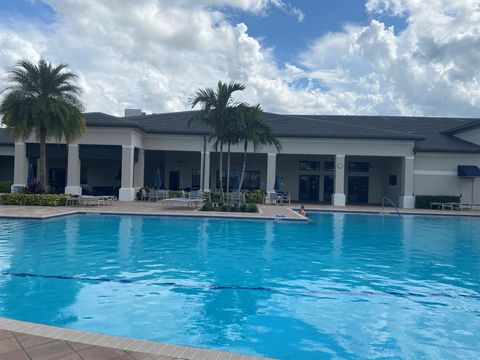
[228,191,245,203]
[278,192,291,205]
[149,189,168,202]
[189,190,211,202]
[161,190,204,209]
[264,193,281,205]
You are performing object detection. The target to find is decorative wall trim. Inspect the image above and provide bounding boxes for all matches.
[414,170,457,176]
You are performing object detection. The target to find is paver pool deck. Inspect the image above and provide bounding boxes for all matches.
[0,201,479,359]
[0,201,479,220]
[0,318,268,360]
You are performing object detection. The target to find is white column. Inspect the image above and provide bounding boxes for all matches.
[266,153,277,194]
[133,149,145,189]
[11,142,28,192]
[399,156,415,208]
[119,145,135,201]
[332,154,346,206]
[200,151,210,192]
[65,144,82,195]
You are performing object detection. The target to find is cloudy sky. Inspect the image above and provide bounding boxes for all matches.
[0,0,479,117]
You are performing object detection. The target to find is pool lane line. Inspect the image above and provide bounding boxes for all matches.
[3,272,479,300]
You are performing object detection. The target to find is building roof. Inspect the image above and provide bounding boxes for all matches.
[0,129,13,145]
[1,111,480,153]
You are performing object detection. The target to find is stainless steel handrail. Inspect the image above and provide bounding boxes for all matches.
[382,197,401,216]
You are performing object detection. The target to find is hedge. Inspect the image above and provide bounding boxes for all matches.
[0,181,12,194]
[0,193,68,206]
[209,189,265,204]
[415,195,461,209]
[201,202,258,213]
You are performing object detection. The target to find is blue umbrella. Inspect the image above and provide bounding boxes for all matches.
[274,175,281,192]
[27,164,35,184]
[154,168,162,189]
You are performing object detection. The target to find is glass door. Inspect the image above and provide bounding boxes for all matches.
[348,176,369,203]
[299,175,320,201]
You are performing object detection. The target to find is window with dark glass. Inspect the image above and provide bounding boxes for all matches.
[325,161,334,171]
[216,170,260,190]
[389,175,397,186]
[243,171,261,189]
[348,162,369,172]
[192,169,201,189]
[80,167,88,184]
[299,161,321,171]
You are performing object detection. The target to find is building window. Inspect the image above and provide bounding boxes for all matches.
[325,161,334,171]
[192,169,201,190]
[216,170,260,190]
[348,162,369,172]
[243,171,261,190]
[80,167,88,184]
[389,175,397,186]
[299,161,321,171]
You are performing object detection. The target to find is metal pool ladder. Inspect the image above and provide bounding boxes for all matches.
[382,197,401,216]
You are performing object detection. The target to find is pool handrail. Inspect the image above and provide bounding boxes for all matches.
[382,197,401,216]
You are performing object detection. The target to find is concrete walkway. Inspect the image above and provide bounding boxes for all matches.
[0,202,306,221]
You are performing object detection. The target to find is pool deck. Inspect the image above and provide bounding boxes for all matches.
[0,201,479,220]
[0,202,307,221]
[0,318,269,360]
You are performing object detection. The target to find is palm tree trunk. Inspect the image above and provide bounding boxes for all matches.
[219,141,224,203]
[226,142,231,203]
[238,141,248,193]
[39,127,47,190]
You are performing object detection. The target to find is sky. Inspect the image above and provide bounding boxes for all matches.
[0,0,479,117]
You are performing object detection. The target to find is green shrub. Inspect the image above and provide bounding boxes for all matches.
[199,200,258,213]
[200,202,214,211]
[231,203,240,212]
[168,190,185,198]
[0,181,12,193]
[21,181,46,194]
[245,189,265,204]
[415,195,461,209]
[210,191,222,203]
[0,193,67,206]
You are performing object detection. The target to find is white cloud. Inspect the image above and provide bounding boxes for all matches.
[299,0,480,116]
[0,0,479,117]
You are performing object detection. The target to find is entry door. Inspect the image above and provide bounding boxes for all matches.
[169,171,180,191]
[348,176,369,203]
[323,175,334,202]
[48,168,66,194]
[299,175,320,201]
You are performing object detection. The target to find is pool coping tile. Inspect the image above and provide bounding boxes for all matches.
[0,318,273,360]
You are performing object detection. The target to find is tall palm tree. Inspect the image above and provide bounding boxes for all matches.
[0,59,85,189]
[237,104,281,193]
[189,81,245,202]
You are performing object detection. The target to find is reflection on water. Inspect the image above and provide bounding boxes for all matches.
[0,213,479,359]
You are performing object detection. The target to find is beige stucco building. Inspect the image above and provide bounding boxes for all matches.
[1,109,480,208]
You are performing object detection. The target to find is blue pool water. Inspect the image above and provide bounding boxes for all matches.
[0,213,479,359]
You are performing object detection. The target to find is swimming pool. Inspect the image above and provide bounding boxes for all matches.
[0,212,479,359]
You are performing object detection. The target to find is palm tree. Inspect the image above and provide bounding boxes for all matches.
[189,81,245,202]
[0,59,85,189]
[237,104,281,193]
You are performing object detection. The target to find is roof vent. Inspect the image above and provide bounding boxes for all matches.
[124,108,145,117]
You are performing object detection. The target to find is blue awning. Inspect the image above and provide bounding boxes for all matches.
[458,165,480,177]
